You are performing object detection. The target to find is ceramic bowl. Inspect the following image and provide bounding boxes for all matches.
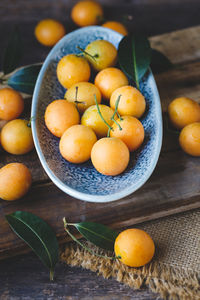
[31,26,162,203]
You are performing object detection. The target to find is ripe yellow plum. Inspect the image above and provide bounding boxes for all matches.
[57,54,91,89]
[0,88,24,121]
[110,116,144,151]
[44,99,80,138]
[65,82,101,113]
[0,163,32,201]
[71,0,103,27]
[168,97,200,129]
[81,104,116,138]
[35,19,66,46]
[114,228,155,267]
[179,122,200,156]
[110,86,146,118]
[102,21,128,36]
[91,137,130,176]
[94,67,128,101]
[59,124,97,163]
[1,119,34,155]
[84,40,117,71]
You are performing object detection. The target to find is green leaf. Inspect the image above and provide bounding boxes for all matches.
[72,221,118,251]
[7,64,42,94]
[3,27,22,75]
[151,49,173,74]
[6,211,59,280]
[118,35,152,89]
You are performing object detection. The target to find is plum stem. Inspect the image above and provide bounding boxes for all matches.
[111,95,123,130]
[63,218,121,260]
[77,46,98,61]
[27,116,35,128]
[94,94,113,137]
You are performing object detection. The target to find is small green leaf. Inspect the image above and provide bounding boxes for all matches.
[118,35,152,89]
[72,221,118,251]
[3,27,22,75]
[151,49,173,74]
[7,64,42,94]
[6,211,59,280]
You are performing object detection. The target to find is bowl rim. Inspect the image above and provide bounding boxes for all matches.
[31,26,163,203]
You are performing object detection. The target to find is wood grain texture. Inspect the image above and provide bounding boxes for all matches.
[150,26,200,65]
[0,2,200,299]
[0,253,159,300]
[156,61,200,112]
[1,148,200,259]
[0,5,200,264]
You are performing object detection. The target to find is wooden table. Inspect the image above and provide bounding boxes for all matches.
[0,1,200,299]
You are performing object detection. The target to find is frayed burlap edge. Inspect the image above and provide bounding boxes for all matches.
[60,242,200,300]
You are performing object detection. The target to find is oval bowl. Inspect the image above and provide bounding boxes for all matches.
[31,26,162,203]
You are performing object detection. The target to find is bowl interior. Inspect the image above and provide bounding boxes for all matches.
[32,26,162,202]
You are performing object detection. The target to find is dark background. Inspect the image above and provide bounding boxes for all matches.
[1,0,200,67]
[0,0,199,299]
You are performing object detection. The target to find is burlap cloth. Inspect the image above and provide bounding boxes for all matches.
[61,209,200,300]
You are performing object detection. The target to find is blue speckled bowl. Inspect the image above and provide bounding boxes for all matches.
[31,26,162,203]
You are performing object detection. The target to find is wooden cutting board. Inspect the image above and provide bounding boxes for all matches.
[0,26,200,260]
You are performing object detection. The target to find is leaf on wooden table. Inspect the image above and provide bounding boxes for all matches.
[72,221,118,251]
[6,211,59,280]
[118,35,152,89]
[151,49,173,74]
[7,64,42,94]
[2,27,22,75]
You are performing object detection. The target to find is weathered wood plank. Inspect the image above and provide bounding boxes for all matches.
[1,23,200,260]
[156,61,200,112]
[150,26,200,64]
[0,253,159,300]
[0,1,199,298]
[1,148,200,259]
